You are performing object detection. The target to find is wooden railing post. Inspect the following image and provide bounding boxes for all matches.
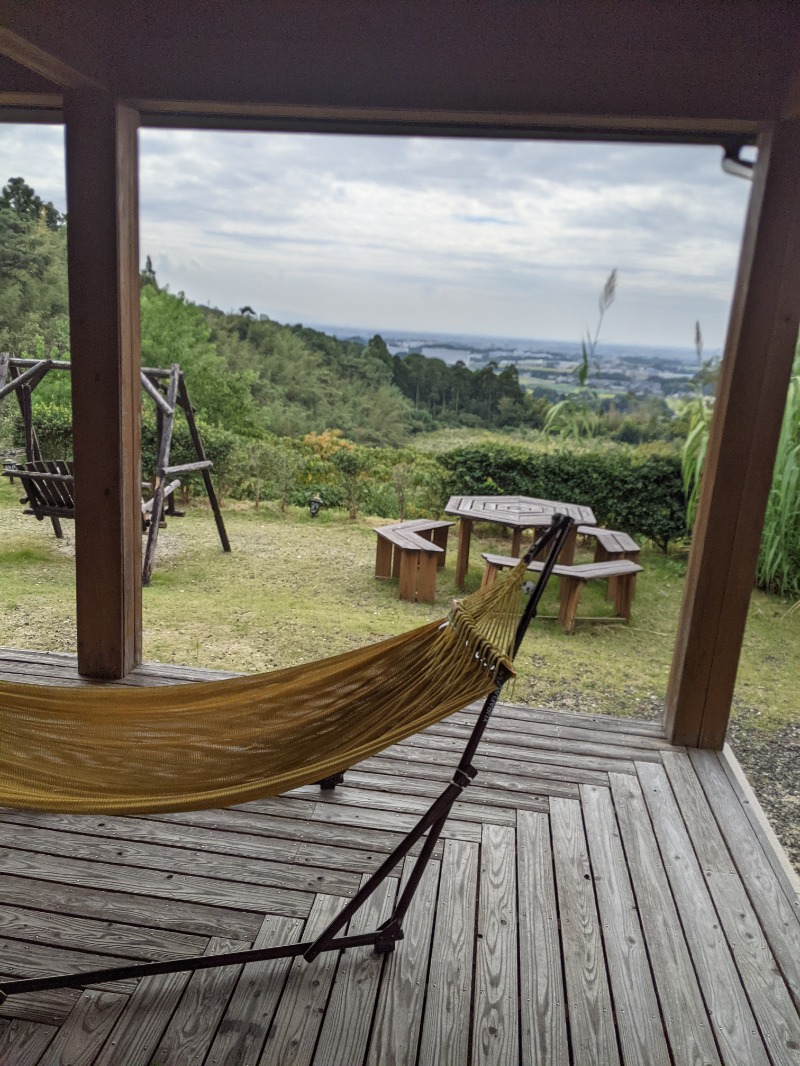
[665,116,800,748]
[64,90,142,678]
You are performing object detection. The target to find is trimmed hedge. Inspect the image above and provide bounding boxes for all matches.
[14,406,684,548]
[17,403,240,497]
[438,443,686,551]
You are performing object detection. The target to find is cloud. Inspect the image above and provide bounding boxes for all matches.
[0,124,751,347]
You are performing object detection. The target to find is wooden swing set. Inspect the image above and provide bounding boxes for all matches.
[0,353,231,583]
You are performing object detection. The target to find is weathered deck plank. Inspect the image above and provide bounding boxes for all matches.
[580,783,671,1066]
[608,771,723,1066]
[0,648,797,1066]
[689,748,800,1009]
[550,797,621,1066]
[661,752,800,1064]
[0,819,360,897]
[366,857,441,1066]
[257,896,344,1066]
[205,915,303,1066]
[149,937,248,1066]
[0,872,264,940]
[34,990,126,1066]
[0,904,206,961]
[417,839,478,1066]
[313,875,397,1066]
[637,760,773,1066]
[517,810,569,1066]
[93,968,195,1066]
[0,844,312,916]
[0,1019,57,1065]
[473,823,519,1066]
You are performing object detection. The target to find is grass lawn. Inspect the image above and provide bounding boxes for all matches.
[1,477,798,735]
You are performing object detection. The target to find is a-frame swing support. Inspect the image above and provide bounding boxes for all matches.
[0,355,64,539]
[0,355,231,584]
[0,513,573,1005]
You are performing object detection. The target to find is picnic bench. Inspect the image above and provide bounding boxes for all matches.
[577,525,640,604]
[481,552,643,633]
[374,519,454,602]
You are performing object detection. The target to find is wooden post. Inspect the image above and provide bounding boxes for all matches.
[455,518,473,588]
[430,525,449,568]
[375,536,393,579]
[416,550,438,603]
[665,117,800,748]
[177,374,231,553]
[398,551,419,602]
[142,364,179,586]
[64,91,142,679]
[558,525,578,566]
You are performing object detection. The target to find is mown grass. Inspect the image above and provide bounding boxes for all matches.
[1,478,798,733]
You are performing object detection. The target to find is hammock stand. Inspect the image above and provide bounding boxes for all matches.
[0,514,573,1005]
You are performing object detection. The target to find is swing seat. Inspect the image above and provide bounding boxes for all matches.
[2,459,75,520]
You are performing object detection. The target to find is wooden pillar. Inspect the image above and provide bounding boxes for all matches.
[665,118,800,748]
[455,519,473,588]
[64,91,142,678]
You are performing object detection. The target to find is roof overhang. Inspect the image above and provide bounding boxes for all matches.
[3,0,799,143]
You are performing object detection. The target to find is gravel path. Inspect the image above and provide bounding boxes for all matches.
[728,708,800,876]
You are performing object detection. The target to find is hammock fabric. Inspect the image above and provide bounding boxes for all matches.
[0,557,531,816]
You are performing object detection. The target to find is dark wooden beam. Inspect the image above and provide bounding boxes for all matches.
[2,1,798,127]
[0,26,102,89]
[665,115,800,749]
[64,91,142,678]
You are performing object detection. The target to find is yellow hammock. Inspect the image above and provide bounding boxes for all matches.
[0,555,532,816]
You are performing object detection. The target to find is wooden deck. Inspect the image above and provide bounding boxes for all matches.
[0,648,799,1066]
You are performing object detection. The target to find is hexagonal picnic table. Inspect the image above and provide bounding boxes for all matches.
[444,494,596,587]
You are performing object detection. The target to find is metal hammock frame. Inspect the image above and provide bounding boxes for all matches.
[0,514,573,1005]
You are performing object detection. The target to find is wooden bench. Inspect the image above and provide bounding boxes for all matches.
[374,519,453,602]
[578,525,640,561]
[481,552,643,634]
[577,525,640,604]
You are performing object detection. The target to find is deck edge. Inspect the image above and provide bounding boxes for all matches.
[719,743,800,904]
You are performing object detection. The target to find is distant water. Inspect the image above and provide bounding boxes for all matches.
[316,324,708,368]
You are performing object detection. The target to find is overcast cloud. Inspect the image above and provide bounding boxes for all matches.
[0,124,752,349]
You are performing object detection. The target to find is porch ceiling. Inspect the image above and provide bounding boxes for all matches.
[2,0,800,135]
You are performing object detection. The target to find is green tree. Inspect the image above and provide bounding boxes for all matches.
[0,179,69,359]
[332,447,367,519]
[0,177,64,230]
[140,285,259,435]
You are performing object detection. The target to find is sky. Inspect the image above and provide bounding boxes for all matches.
[0,124,754,350]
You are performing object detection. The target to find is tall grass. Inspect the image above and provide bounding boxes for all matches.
[682,352,800,598]
[681,391,712,530]
[758,360,800,597]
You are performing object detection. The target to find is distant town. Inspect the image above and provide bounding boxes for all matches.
[321,326,718,401]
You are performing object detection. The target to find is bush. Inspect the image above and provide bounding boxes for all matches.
[20,403,240,499]
[15,402,72,458]
[438,441,686,551]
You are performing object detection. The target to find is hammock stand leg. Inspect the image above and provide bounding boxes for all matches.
[306,512,574,961]
[317,771,346,790]
[0,515,572,1005]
